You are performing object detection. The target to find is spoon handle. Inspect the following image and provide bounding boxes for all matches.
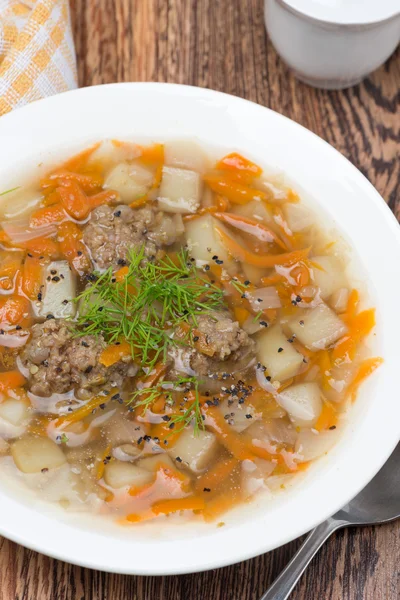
[259,517,344,600]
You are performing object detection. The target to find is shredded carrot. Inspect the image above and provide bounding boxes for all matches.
[318,350,332,391]
[347,357,383,402]
[287,189,300,203]
[99,341,131,367]
[204,174,269,205]
[87,189,119,210]
[216,195,230,211]
[213,212,286,249]
[233,306,250,327]
[260,273,286,286]
[128,480,155,497]
[130,196,150,209]
[202,404,255,461]
[96,444,112,480]
[342,289,359,318]
[314,401,337,432]
[42,169,103,193]
[152,496,205,515]
[0,295,31,326]
[291,262,310,288]
[202,491,241,522]
[0,252,23,290]
[114,266,129,282]
[150,420,183,447]
[176,322,216,357]
[58,221,91,275]
[332,308,376,364]
[29,203,66,228]
[182,206,219,222]
[55,392,113,427]
[41,190,62,207]
[140,362,167,388]
[58,180,90,220]
[21,255,42,300]
[215,225,310,268]
[195,457,239,493]
[139,143,164,166]
[0,370,26,392]
[17,236,59,258]
[123,511,155,524]
[215,153,262,183]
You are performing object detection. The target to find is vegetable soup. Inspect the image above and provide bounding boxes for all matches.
[0,140,381,525]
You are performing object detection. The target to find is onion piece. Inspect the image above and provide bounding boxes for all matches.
[1,219,56,244]
[295,428,340,461]
[0,331,30,348]
[249,286,281,310]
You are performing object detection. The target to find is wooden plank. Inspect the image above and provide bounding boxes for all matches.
[1,1,399,599]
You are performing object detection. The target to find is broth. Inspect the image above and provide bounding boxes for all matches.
[0,140,381,525]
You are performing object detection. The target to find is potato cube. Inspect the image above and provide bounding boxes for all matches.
[288,303,347,350]
[278,382,322,426]
[185,214,237,273]
[257,325,303,381]
[104,162,153,202]
[168,429,218,472]
[232,199,272,223]
[103,460,153,489]
[311,256,347,299]
[11,437,66,473]
[38,260,76,319]
[158,166,202,214]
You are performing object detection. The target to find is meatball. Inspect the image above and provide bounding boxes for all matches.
[20,319,136,397]
[83,204,158,270]
[192,312,253,361]
[171,311,255,378]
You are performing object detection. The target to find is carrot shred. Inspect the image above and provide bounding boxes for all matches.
[29,203,66,228]
[216,195,230,211]
[16,236,59,258]
[233,306,250,327]
[21,255,42,300]
[216,152,262,183]
[114,266,130,282]
[58,221,91,275]
[215,225,310,268]
[204,174,269,205]
[96,444,112,480]
[347,357,383,402]
[42,169,103,193]
[0,370,26,392]
[0,295,31,326]
[55,392,113,427]
[58,180,90,220]
[202,404,255,461]
[195,457,239,493]
[176,322,216,357]
[318,350,332,391]
[213,212,286,250]
[332,308,376,364]
[151,496,205,515]
[130,196,150,209]
[0,252,23,290]
[99,341,131,367]
[314,401,337,432]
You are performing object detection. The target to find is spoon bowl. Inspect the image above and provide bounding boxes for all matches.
[261,443,400,600]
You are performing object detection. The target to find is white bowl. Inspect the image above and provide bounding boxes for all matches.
[0,83,399,575]
[265,0,400,89]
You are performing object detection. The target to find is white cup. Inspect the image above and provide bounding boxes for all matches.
[264,0,400,89]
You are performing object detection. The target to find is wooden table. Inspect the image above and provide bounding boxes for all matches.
[1,1,399,599]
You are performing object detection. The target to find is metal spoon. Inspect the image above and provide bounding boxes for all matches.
[260,443,400,600]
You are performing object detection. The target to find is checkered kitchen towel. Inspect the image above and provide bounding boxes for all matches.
[0,0,77,116]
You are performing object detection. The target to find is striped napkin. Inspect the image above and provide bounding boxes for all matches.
[0,0,77,117]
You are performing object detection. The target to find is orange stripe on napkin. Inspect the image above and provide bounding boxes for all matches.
[0,0,77,116]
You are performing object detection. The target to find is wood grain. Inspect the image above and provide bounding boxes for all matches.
[1,1,399,599]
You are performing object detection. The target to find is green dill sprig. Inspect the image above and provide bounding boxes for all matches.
[0,186,20,197]
[130,376,203,433]
[75,246,224,371]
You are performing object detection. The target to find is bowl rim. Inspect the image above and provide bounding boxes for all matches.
[0,81,399,575]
